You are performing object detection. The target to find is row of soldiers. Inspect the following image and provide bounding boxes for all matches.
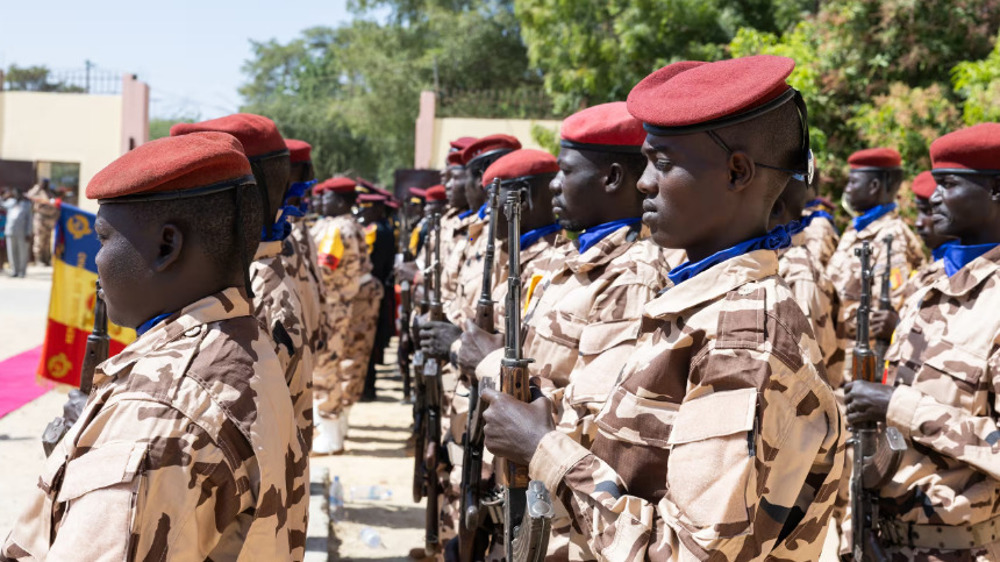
[398,55,1000,562]
[2,52,998,562]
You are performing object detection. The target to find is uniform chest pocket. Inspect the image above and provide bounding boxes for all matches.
[912,343,987,412]
[56,441,148,503]
[665,388,757,538]
[533,309,586,348]
[570,319,642,406]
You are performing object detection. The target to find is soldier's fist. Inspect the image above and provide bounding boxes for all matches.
[844,380,894,426]
[480,387,554,467]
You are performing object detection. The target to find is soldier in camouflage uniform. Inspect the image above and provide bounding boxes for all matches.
[310,177,369,454]
[172,115,313,470]
[827,148,925,385]
[482,55,844,562]
[2,133,306,561]
[800,192,840,268]
[467,104,684,560]
[26,180,59,266]
[845,123,1000,561]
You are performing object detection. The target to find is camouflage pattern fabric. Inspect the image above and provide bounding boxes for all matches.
[898,257,944,303]
[778,231,844,389]
[283,214,326,352]
[827,210,925,383]
[528,249,844,562]
[1,288,307,561]
[801,204,840,268]
[310,214,366,419]
[439,212,476,315]
[445,218,489,326]
[340,276,383,405]
[877,245,1000,560]
[251,240,313,455]
[26,185,59,265]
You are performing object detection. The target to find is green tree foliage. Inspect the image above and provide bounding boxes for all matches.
[241,0,542,182]
[149,115,199,141]
[952,31,1000,124]
[3,65,84,92]
[730,0,1000,198]
[513,0,816,113]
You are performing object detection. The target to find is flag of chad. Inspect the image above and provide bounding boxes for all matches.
[37,203,134,386]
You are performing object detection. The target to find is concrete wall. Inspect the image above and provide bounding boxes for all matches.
[413,90,563,170]
[0,81,148,213]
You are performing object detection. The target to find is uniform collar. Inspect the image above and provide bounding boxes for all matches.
[939,241,1000,278]
[95,287,252,383]
[852,203,897,234]
[930,244,1000,297]
[646,249,779,319]
[520,223,561,250]
[667,224,792,286]
[576,217,641,254]
[254,239,283,260]
[567,221,644,274]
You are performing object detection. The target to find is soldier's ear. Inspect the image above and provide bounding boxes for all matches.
[605,162,624,193]
[153,223,183,272]
[727,151,754,192]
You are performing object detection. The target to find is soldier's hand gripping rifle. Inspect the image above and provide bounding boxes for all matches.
[42,280,110,456]
[496,188,554,562]
[851,242,906,562]
[873,234,894,373]
[458,179,500,561]
[411,213,436,503]
[418,212,445,555]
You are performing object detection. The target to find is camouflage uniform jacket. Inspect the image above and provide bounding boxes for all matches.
[898,256,944,303]
[800,206,839,268]
[880,245,1000,534]
[284,215,326,351]
[778,231,843,389]
[1,288,307,561]
[827,210,925,381]
[251,240,313,451]
[313,214,366,303]
[528,250,844,562]
[438,209,474,307]
[446,217,489,326]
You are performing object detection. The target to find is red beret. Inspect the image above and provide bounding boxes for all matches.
[171,113,287,160]
[462,134,522,166]
[561,102,645,153]
[482,149,559,187]
[848,147,902,170]
[358,193,387,203]
[628,57,798,131]
[426,185,447,202]
[408,187,428,198]
[446,150,466,167]
[285,139,312,163]
[87,132,254,201]
[910,171,937,199]
[385,199,400,210]
[930,123,1000,174]
[316,177,357,194]
[449,136,477,151]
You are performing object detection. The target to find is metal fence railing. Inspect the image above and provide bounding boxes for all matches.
[1,64,121,95]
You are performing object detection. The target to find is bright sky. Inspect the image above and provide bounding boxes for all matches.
[0,0,357,119]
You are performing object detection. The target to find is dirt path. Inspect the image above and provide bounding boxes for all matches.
[311,357,426,562]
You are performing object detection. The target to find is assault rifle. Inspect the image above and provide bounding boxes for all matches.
[458,179,500,561]
[42,280,110,456]
[419,212,445,555]
[411,214,435,502]
[496,188,554,561]
[397,212,414,402]
[851,242,906,562]
[873,234,894,373]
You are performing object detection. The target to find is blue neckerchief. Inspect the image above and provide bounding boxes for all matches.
[931,244,949,262]
[285,179,316,214]
[261,207,294,242]
[852,203,896,232]
[805,198,824,209]
[802,209,838,233]
[520,223,561,250]
[136,312,173,336]
[577,217,641,254]
[784,219,806,236]
[667,224,793,285]
[941,241,999,277]
[458,208,475,220]
[477,202,489,220]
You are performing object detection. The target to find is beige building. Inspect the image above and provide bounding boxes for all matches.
[0,74,149,213]
[413,90,562,169]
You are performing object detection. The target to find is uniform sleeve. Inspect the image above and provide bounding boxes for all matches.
[530,354,841,562]
[786,276,842,389]
[886,346,1000,480]
[43,401,242,562]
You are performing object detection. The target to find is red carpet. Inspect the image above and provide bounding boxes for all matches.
[0,346,54,418]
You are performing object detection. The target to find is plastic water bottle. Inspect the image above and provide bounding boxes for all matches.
[359,526,383,548]
[350,485,393,501]
[329,476,345,521]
